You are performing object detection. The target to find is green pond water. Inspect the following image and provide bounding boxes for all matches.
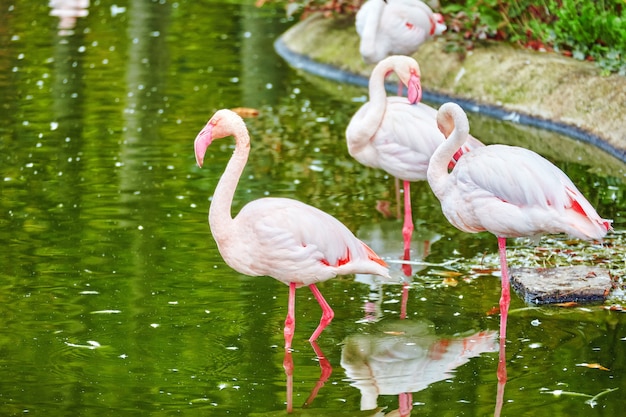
[1,1,626,416]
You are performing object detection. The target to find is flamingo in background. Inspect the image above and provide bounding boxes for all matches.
[356,0,446,65]
[346,55,482,267]
[194,109,392,350]
[426,101,612,346]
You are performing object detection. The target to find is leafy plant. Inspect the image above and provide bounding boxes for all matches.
[442,0,626,74]
[541,0,626,74]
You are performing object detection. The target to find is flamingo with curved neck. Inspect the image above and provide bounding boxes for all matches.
[346,56,482,265]
[427,102,612,344]
[194,109,392,350]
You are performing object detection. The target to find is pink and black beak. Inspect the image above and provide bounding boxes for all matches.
[407,71,422,104]
[194,122,214,168]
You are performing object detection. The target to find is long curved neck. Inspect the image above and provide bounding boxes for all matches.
[208,124,250,238]
[350,60,394,145]
[427,105,469,199]
[368,59,395,110]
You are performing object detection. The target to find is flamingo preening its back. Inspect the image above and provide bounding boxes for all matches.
[426,102,612,344]
[356,0,446,64]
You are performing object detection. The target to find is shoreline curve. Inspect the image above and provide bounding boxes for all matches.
[274,15,626,164]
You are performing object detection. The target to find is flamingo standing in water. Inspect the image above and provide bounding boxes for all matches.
[346,55,482,263]
[194,109,392,350]
[356,0,447,65]
[426,102,612,344]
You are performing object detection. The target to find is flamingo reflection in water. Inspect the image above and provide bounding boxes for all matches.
[280,342,385,416]
[49,0,90,36]
[341,320,497,416]
[355,219,441,321]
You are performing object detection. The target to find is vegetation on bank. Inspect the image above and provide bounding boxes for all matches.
[257,0,626,75]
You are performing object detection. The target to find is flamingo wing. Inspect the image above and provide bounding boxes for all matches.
[457,145,577,208]
[448,145,610,239]
[232,198,387,285]
[349,99,443,181]
[379,2,431,52]
[356,0,435,62]
[373,104,441,180]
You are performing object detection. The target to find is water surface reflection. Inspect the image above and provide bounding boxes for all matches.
[1,1,625,416]
[341,320,497,415]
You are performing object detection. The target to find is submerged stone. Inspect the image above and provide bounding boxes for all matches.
[510,265,611,305]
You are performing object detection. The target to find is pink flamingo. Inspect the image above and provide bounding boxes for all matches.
[194,109,391,350]
[356,0,446,65]
[428,103,612,415]
[346,55,482,265]
[426,102,612,346]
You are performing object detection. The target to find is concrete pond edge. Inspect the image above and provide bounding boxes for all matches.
[274,15,626,164]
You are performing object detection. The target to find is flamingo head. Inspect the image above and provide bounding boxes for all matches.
[195,109,248,167]
[437,102,470,140]
[436,109,454,139]
[387,56,422,104]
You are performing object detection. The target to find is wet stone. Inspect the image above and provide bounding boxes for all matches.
[510,265,611,305]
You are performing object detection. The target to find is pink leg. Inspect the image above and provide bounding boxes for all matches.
[284,282,296,350]
[302,341,333,408]
[494,331,507,417]
[402,181,414,255]
[283,350,294,413]
[402,242,413,278]
[399,392,413,417]
[400,282,409,320]
[497,237,510,345]
[494,236,510,417]
[397,80,404,97]
[308,284,335,343]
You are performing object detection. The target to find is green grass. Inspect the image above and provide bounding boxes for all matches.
[443,0,626,75]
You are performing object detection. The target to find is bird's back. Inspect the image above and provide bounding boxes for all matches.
[347,98,443,181]
[356,0,437,63]
[441,145,611,240]
[214,197,390,285]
